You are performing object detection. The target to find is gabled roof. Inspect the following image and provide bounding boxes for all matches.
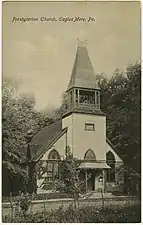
[67,43,100,91]
[21,120,67,162]
[106,138,123,161]
[21,120,123,163]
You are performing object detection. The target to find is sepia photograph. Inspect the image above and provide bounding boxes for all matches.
[2,0,141,223]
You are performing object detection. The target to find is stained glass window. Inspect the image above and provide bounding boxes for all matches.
[84,149,96,160]
[47,150,60,181]
[47,163,53,172]
[106,151,115,182]
[48,149,60,160]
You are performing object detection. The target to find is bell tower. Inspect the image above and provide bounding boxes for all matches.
[63,41,103,117]
[62,41,106,160]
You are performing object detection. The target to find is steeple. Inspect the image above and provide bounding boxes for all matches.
[67,40,100,91]
[63,41,103,117]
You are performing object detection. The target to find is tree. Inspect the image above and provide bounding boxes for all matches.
[2,80,28,195]
[97,63,141,175]
[2,79,53,196]
[55,146,83,208]
[53,93,68,119]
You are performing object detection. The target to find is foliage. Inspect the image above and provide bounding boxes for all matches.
[14,192,32,217]
[98,63,141,174]
[55,147,84,206]
[2,62,140,196]
[3,203,141,223]
[54,63,141,176]
[2,79,53,196]
[19,193,31,213]
[53,93,68,119]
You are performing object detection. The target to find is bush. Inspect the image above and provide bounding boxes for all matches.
[3,203,141,223]
[19,194,31,213]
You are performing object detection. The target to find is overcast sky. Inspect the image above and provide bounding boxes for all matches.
[3,1,141,111]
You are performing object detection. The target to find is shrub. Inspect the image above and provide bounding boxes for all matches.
[3,203,141,223]
[20,195,31,212]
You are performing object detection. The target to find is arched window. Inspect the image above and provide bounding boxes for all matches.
[48,149,60,160]
[47,149,60,182]
[84,149,96,160]
[106,151,115,182]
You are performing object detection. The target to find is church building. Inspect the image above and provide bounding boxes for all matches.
[26,42,124,194]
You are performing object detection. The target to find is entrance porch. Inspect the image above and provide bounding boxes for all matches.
[78,161,110,192]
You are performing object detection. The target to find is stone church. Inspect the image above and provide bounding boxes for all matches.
[25,42,124,194]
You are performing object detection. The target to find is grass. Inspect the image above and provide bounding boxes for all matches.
[3,202,141,223]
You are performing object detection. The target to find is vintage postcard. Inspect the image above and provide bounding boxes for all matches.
[2,1,141,223]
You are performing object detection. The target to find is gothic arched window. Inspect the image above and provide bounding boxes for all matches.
[84,149,96,160]
[48,149,60,160]
[106,151,115,182]
[47,149,60,182]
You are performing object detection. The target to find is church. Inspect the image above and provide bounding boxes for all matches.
[26,42,124,194]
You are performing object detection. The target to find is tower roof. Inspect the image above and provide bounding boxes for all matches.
[67,42,100,91]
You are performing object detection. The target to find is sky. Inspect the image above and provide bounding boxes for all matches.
[3,1,141,111]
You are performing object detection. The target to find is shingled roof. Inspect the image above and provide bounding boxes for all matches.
[22,120,67,162]
[67,43,100,91]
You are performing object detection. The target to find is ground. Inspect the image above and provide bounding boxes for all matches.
[2,194,140,218]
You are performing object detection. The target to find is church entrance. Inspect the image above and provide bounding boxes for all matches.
[79,169,95,192]
[79,167,106,193]
[87,170,95,191]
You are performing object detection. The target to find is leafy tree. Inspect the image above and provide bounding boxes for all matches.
[55,146,83,208]
[97,63,141,174]
[54,93,68,119]
[2,79,53,196]
[2,80,28,195]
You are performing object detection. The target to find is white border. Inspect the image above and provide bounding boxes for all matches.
[0,1,142,225]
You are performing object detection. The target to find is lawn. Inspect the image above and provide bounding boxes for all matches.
[3,202,141,223]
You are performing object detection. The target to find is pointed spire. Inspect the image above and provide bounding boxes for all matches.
[77,39,88,47]
[67,41,100,91]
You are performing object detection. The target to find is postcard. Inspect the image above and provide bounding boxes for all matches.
[2,1,141,223]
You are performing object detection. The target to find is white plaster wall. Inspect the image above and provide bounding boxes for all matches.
[106,142,123,162]
[73,113,106,160]
[62,114,73,152]
[62,113,106,160]
[40,132,67,160]
[40,113,122,163]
